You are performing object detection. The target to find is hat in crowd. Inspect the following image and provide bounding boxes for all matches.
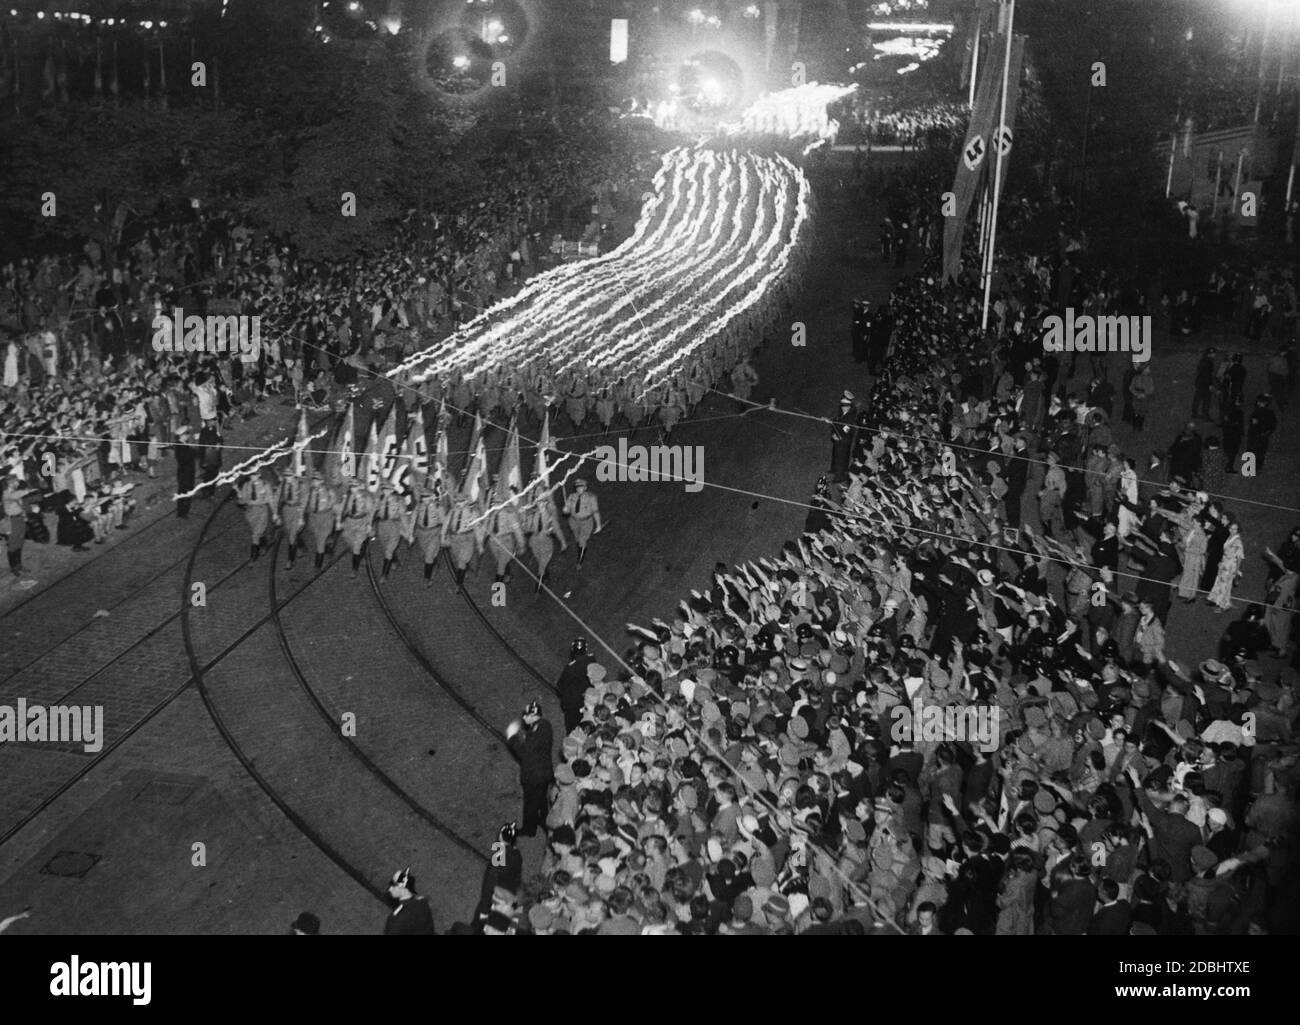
[1033,790,1055,814]
[751,858,776,887]
[1207,808,1228,828]
[733,895,754,921]
[1190,846,1218,873]
[528,904,555,932]
[764,894,790,919]
[291,912,320,935]
[587,663,607,682]
[1200,659,1226,677]
[555,763,576,785]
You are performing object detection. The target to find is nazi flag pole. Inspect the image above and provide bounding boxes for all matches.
[980,0,1016,332]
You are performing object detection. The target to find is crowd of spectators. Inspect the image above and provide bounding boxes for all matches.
[0,109,650,569]
[479,163,1299,937]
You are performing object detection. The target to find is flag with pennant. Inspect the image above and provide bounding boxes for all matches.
[462,412,489,505]
[393,402,429,501]
[292,408,309,476]
[434,398,450,475]
[960,0,993,91]
[362,417,382,493]
[497,413,523,495]
[942,29,1007,285]
[987,35,1026,215]
[325,404,355,486]
[376,403,401,486]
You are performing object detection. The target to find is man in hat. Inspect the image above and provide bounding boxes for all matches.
[336,478,376,579]
[830,393,856,480]
[383,867,436,935]
[410,478,446,588]
[278,464,309,569]
[373,480,408,581]
[234,470,279,566]
[506,702,554,837]
[556,637,594,733]
[521,486,567,592]
[304,470,339,570]
[172,425,199,520]
[563,478,602,567]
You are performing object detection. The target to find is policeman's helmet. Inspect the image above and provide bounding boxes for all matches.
[571,637,588,656]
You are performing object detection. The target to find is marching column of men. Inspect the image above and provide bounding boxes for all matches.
[232,462,599,589]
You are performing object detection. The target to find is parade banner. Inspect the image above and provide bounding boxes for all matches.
[942,31,1006,285]
[497,413,523,494]
[362,418,382,493]
[324,403,355,486]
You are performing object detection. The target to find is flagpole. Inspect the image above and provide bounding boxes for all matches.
[968,2,981,110]
[981,0,1015,333]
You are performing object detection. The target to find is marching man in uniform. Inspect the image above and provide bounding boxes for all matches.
[337,478,376,579]
[235,470,280,566]
[563,477,603,568]
[521,486,567,592]
[410,479,446,588]
[486,482,526,586]
[305,470,338,571]
[279,465,308,570]
[443,492,484,588]
[374,480,408,582]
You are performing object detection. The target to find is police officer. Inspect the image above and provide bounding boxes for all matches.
[374,480,408,582]
[337,479,376,579]
[304,470,338,570]
[830,392,856,480]
[521,488,567,592]
[556,637,594,733]
[563,478,603,567]
[410,479,446,588]
[279,465,308,569]
[235,470,279,565]
[505,702,554,838]
[486,483,526,585]
[383,867,436,935]
[442,492,483,588]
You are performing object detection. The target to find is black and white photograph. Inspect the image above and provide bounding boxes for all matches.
[0,0,1296,999]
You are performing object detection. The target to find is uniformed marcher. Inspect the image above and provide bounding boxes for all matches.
[521,488,567,591]
[486,484,526,584]
[563,478,603,567]
[235,470,279,565]
[374,481,408,582]
[383,867,436,935]
[443,492,484,588]
[505,701,554,838]
[279,466,308,569]
[337,479,376,579]
[304,470,338,570]
[555,637,594,733]
[410,480,446,587]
